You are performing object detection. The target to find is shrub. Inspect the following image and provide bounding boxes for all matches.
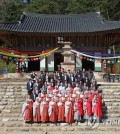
[0,59,16,73]
[115,62,120,74]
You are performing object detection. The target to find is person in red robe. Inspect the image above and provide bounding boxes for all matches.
[33,97,41,123]
[40,97,49,123]
[47,83,54,94]
[97,93,102,103]
[65,97,74,125]
[84,87,91,98]
[77,95,84,122]
[22,99,33,122]
[95,97,102,122]
[87,92,94,104]
[68,93,75,104]
[83,98,87,121]
[57,98,65,122]
[86,98,92,125]
[49,98,58,124]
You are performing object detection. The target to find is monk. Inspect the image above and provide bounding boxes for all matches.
[47,83,54,94]
[77,95,84,122]
[40,97,49,123]
[22,99,33,122]
[33,97,41,123]
[66,84,73,94]
[83,98,87,121]
[65,97,74,125]
[57,98,65,122]
[92,98,97,121]
[74,98,79,123]
[95,97,102,123]
[60,93,66,102]
[86,98,92,125]
[49,98,58,123]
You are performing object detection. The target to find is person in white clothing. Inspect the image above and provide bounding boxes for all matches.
[58,82,66,94]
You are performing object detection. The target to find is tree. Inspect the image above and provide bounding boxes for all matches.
[0,0,120,22]
[0,0,23,22]
[115,44,120,53]
[100,0,120,20]
[27,0,60,14]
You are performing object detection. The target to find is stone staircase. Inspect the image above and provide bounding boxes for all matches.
[98,84,120,120]
[0,79,120,133]
[0,80,27,129]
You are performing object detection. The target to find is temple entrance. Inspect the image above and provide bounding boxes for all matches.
[54,53,64,71]
[82,59,94,71]
[28,60,40,72]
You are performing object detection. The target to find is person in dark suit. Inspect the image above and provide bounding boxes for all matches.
[61,72,69,83]
[38,79,43,93]
[30,90,38,102]
[31,72,36,79]
[68,73,75,84]
[45,72,51,82]
[40,73,46,84]
[87,69,94,81]
[61,68,65,74]
[50,72,54,80]
[26,79,33,95]
[76,74,82,83]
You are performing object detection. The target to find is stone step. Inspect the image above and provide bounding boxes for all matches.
[103,99,120,102]
[1,113,21,117]
[0,85,26,88]
[1,117,23,122]
[0,84,26,87]
[99,89,120,92]
[98,82,120,86]
[103,102,120,106]
[102,93,120,96]
[102,106,119,110]
[1,125,120,133]
[102,113,120,118]
[102,109,120,114]
[101,87,120,88]
[103,96,120,99]
[1,109,22,114]
[102,94,120,97]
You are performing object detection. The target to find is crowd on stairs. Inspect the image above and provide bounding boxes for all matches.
[22,68,102,126]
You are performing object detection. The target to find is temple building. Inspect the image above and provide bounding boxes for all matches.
[0,12,120,72]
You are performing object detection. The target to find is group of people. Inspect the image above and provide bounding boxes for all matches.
[22,68,102,125]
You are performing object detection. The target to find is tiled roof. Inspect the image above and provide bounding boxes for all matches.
[0,12,120,33]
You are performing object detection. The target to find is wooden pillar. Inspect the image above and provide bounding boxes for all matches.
[25,35,27,47]
[45,56,48,71]
[33,36,35,47]
[51,36,53,48]
[55,36,57,47]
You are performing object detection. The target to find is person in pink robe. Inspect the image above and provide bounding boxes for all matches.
[86,98,92,124]
[33,97,41,123]
[95,97,102,122]
[22,99,33,122]
[49,98,58,123]
[57,98,65,122]
[40,97,49,123]
[65,97,74,125]
[77,96,84,122]
[66,84,73,94]
[48,83,54,94]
